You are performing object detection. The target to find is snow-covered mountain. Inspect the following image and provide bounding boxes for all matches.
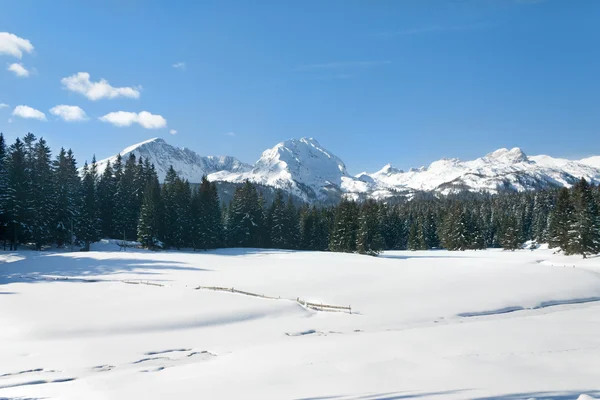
[362,147,600,195]
[97,137,600,202]
[208,138,387,202]
[94,138,252,182]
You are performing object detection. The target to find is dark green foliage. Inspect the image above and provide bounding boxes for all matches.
[548,188,573,251]
[356,200,385,256]
[2,132,599,260]
[329,199,359,253]
[97,161,116,238]
[137,170,161,249]
[226,180,264,248]
[52,149,80,247]
[566,178,600,257]
[76,159,101,251]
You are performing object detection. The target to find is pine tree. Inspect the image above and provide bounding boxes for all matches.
[190,176,222,250]
[567,178,600,257]
[356,199,384,256]
[283,196,300,249]
[500,214,522,251]
[137,171,161,248]
[97,161,116,238]
[31,138,54,249]
[0,133,8,247]
[52,149,80,247]
[329,199,359,253]
[226,180,263,248]
[5,138,30,249]
[77,160,101,251]
[114,154,138,240]
[159,166,179,248]
[269,190,286,248]
[548,188,573,252]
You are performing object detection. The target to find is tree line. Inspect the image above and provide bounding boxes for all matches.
[1,133,599,257]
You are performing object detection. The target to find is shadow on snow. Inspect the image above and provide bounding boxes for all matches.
[0,251,212,287]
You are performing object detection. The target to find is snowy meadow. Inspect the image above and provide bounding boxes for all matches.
[1,244,600,400]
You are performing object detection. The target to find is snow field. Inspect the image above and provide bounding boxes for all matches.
[1,246,600,399]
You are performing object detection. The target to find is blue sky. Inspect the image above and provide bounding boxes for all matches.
[1,0,599,174]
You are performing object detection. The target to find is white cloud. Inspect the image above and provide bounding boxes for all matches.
[12,105,46,121]
[99,111,167,129]
[172,62,186,70]
[0,103,8,109]
[7,62,29,77]
[0,32,34,59]
[61,72,141,101]
[50,105,88,122]
[169,129,177,135]
[225,132,236,137]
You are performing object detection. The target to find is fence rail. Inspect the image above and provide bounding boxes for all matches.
[123,280,164,287]
[195,285,352,314]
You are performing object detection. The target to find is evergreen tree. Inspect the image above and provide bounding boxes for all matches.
[356,199,384,256]
[329,199,359,253]
[548,188,573,251]
[567,178,600,257]
[52,149,80,247]
[0,133,8,246]
[5,138,30,249]
[226,180,263,247]
[114,154,138,240]
[137,170,161,248]
[160,166,179,248]
[30,138,54,249]
[283,196,300,249]
[500,214,522,251]
[77,160,100,251]
[269,190,286,248]
[97,161,116,238]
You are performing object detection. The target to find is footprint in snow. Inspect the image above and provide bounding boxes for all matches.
[92,365,115,372]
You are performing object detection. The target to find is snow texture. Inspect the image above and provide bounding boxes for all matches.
[1,246,600,399]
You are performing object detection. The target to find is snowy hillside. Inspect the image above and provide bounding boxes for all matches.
[365,147,600,195]
[209,137,391,202]
[97,137,600,201]
[94,138,252,182]
[1,247,600,399]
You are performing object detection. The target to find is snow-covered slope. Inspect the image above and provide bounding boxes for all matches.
[97,137,600,201]
[2,248,600,399]
[94,138,252,182]
[365,147,600,195]
[209,137,390,202]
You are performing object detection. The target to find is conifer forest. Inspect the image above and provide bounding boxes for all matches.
[1,133,599,258]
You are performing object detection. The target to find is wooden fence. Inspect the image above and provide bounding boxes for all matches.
[195,285,352,314]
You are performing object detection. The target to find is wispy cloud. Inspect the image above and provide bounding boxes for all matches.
[61,72,141,101]
[7,62,30,77]
[225,132,236,137]
[172,62,186,70]
[0,32,34,59]
[12,105,46,121]
[50,105,88,122]
[294,61,391,72]
[170,129,177,135]
[0,103,8,109]
[99,111,167,129]
[379,22,493,38]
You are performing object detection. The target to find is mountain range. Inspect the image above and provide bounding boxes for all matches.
[95,137,600,203]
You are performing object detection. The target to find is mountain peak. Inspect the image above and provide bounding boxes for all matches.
[484,147,528,164]
[376,163,403,175]
[121,137,166,154]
